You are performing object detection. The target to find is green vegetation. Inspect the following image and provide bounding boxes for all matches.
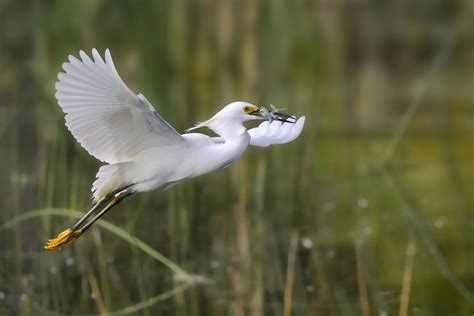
[1,0,472,314]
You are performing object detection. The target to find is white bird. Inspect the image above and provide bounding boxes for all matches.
[44,49,305,250]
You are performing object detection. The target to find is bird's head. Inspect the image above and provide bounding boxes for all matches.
[186,101,264,134]
[185,101,294,137]
[216,101,266,122]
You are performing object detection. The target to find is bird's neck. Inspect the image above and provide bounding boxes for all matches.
[207,118,247,141]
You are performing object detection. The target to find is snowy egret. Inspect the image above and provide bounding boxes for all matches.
[44,49,305,250]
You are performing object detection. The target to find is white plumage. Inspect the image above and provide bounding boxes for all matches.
[45,48,305,250]
[248,117,305,147]
[56,50,184,165]
[56,48,305,201]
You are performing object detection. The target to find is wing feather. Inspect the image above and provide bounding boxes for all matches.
[55,48,184,164]
[248,116,305,147]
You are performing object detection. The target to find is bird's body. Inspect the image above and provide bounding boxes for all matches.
[97,131,249,199]
[44,49,305,250]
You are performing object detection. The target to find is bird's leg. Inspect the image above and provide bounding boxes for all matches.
[71,196,108,231]
[80,189,132,234]
[44,189,131,251]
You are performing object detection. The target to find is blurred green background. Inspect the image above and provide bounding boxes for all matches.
[1,0,473,315]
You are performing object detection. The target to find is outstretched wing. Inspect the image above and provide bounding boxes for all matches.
[247,116,305,147]
[55,48,185,164]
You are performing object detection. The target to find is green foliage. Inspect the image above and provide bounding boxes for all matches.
[0,0,472,314]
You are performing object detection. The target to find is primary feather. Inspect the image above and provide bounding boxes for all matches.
[56,48,184,165]
[247,116,306,147]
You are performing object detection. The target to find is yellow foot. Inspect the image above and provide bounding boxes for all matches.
[44,228,82,251]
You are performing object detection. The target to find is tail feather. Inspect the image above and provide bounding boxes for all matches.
[92,163,130,202]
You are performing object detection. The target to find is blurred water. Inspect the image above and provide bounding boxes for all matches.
[1,1,473,315]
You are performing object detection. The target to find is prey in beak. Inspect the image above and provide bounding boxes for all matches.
[258,105,296,123]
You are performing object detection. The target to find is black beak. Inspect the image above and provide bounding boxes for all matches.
[250,109,262,116]
[272,111,296,123]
